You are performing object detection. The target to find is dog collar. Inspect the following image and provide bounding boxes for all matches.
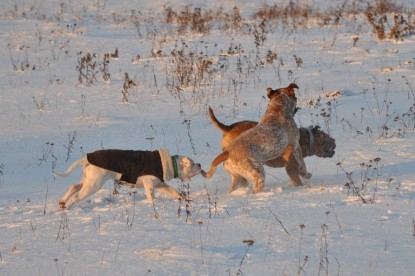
[172,155,179,178]
[306,127,314,155]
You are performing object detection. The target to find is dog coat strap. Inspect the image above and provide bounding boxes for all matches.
[306,127,314,155]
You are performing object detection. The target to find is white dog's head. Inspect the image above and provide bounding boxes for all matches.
[176,156,202,181]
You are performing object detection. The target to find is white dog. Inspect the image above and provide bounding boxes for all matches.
[54,148,201,209]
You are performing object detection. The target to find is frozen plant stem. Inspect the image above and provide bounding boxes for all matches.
[152,200,160,220]
[96,215,101,232]
[371,157,381,203]
[318,224,329,276]
[56,209,70,241]
[401,76,414,99]
[237,240,254,275]
[269,208,290,235]
[30,220,36,237]
[182,119,196,155]
[297,224,308,275]
[198,221,204,265]
[43,179,48,215]
[64,131,76,161]
[54,258,61,276]
[114,239,121,262]
[80,94,86,116]
[337,162,367,203]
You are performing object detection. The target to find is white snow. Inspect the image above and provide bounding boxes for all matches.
[0,0,414,275]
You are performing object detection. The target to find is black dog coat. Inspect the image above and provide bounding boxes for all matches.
[87,149,164,184]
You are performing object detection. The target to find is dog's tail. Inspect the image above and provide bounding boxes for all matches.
[201,151,230,178]
[54,157,88,179]
[208,107,232,132]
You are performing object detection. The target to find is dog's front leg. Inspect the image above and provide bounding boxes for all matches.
[285,155,303,186]
[139,176,181,200]
[155,181,181,200]
[292,142,312,179]
[138,176,156,201]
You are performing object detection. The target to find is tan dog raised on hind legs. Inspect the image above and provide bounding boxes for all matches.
[207,110,335,186]
[202,84,311,193]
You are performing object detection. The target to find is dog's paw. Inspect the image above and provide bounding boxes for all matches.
[177,192,186,201]
[59,201,66,210]
[301,172,312,179]
[291,181,304,186]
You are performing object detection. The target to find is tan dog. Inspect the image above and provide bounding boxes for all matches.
[208,108,335,186]
[212,83,299,150]
[202,85,311,193]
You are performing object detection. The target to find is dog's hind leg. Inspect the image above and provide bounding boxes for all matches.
[229,175,242,193]
[239,178,249,188]
[64,178,104,209]
[59,183,83,208]
[63,166,110,209]
[244,162,265,194]
[229,175,249,193]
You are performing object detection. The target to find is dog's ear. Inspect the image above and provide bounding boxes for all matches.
[267,87,280,99]
[284,83,299,96]
[309,125,321,134]
[180,156,192,168]
[266,87,273,99]
[288,83,299,89]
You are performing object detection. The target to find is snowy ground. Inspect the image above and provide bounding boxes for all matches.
[0,0,415,275]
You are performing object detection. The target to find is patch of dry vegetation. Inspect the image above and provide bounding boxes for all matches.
[366,0,415,40]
